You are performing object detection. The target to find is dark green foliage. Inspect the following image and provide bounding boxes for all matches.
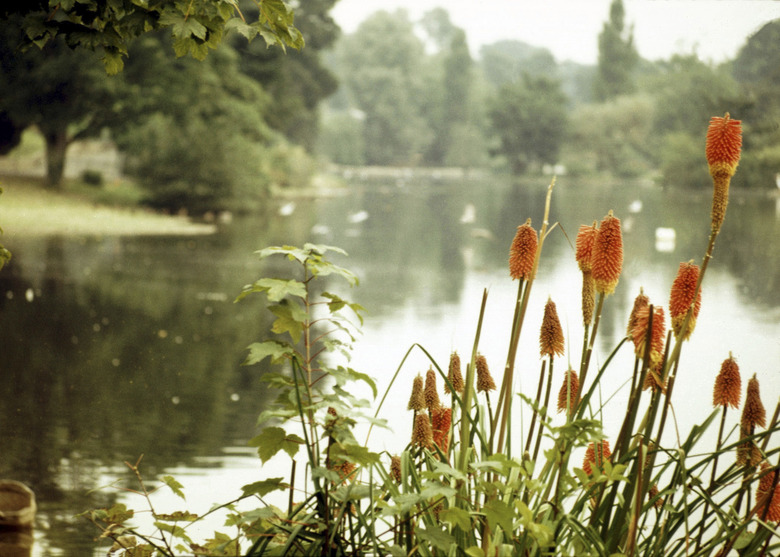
[233,0,340,149]
[115,36,271,213]
[488,75,568,174]
[732,20,780,189]
[4,0,303,74]
[0,17,118,188]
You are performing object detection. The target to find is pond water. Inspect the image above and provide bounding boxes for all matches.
[1,176,778,555]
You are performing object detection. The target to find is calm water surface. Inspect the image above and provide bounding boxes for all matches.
[1,177,778,555]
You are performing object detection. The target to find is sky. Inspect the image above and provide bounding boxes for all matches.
[331,0,780,65]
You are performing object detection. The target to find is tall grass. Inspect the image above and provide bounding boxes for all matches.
[84,114,779,556]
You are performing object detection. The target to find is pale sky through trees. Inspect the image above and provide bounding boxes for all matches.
[331,0,780,65]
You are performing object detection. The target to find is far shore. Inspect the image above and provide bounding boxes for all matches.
[0,175,216,239]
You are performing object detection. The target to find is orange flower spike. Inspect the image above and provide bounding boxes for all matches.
[412,413,433,449]
[557,369,580,416]
[577,222,599,325]
[627,288,649,337]
[424,367,441,411]
[390,455,402,483]
[475,354,497,393]
[432,407,452,453]
[575,222,598,273]
[631,305,666,365]
[706,114,742,233]
[669,261,702,340]
[445,352,464,394]
[706,113,742,178]
[407,374,425,411]
[755,462,780,522]
[583,440,611,475]
[742,373,767,429]
[509,218,538,280]
[540,298,565,358]
[591,211,623,296]
[713,354,741,409]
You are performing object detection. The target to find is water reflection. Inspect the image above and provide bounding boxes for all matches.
[0,178,778,554]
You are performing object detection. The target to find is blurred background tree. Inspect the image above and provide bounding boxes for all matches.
[487,75,568,174]
[594,0,638,101]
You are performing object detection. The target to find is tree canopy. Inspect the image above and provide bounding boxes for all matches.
[3,0,303,74]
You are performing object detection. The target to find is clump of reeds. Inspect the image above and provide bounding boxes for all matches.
[86,114,779,557]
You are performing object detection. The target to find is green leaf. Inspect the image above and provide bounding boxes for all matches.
[248,427,303,463]
[154,521,192,543]
[329,443,380,466]
[415,526,455,552]
[440,507,471,531]
[160,475,185,500]
[244,278,307,302]
[241,477,287,498]
[225,18,258,40]
[484,499,514,536]
[243,340,294,366]
[322,292,365,323]
[255,245,310,263]
[101,49,125,74]
[465,548,486,557]
[269,300,306,343]
[105,503,134,524]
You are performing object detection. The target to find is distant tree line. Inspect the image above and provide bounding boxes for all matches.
[319,1,780,190]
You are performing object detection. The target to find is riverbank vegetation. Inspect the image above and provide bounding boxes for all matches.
[81,115,779,556]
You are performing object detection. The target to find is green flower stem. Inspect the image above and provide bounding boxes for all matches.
[524,360,547,455]
[579,291,606,392]
[532,357,555,462]
[494,178,555,457]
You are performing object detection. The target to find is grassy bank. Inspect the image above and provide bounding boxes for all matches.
[0,174,216,238]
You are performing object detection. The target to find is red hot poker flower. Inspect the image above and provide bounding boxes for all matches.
[669,261,702,340]
[540,298,565,358]
[713,355,741,409]
[705,114,742,178]
[575,222,598,273]
[583,440,611,475]
[591,211,623,296]
[509,219,538,280]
